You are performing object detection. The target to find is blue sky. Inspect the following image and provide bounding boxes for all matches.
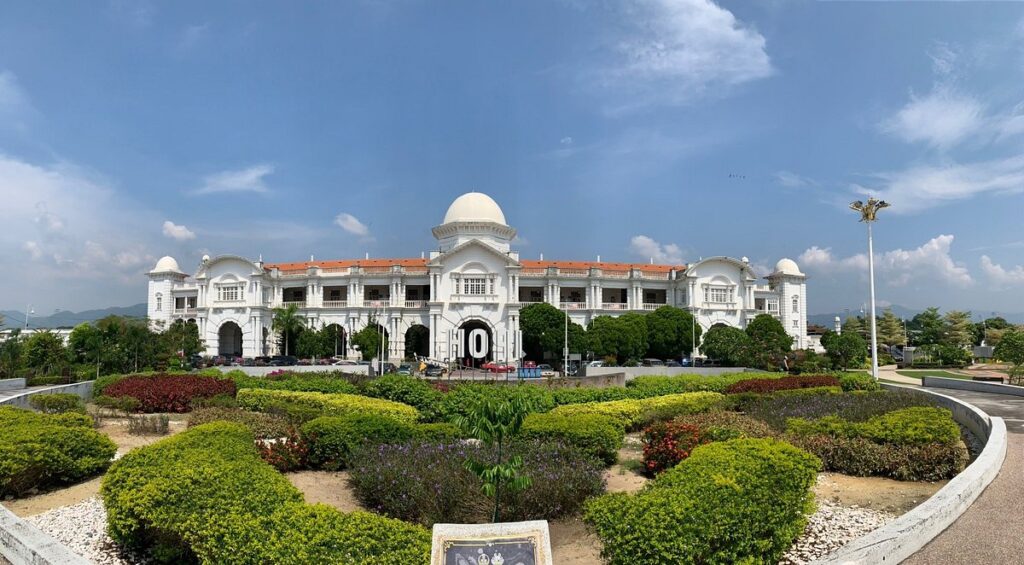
[2,0,1024,316]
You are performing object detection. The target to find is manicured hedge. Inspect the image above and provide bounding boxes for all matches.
[673,411,776,443]
[626,373,778,396]
[29,393,86,414]
[550,387,636,406]
[725,375,840,394]
[103,374,236,413]
[436,383,555,423]
[520,412,625,465]
[187,407,292,439]
[838,372,881,391]
[786,407,961,446]
[548,392,724,430]
[363,375,444,421]
[236,389,420,423]
[746,389,936,431]
[1,407,116,497]
[585,438,820,565]
[230,371,360,395]
[101,422,430,564]
[301,414,418,470]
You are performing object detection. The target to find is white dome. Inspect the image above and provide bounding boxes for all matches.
[151,256,183,274]
[442,192,507,225]
[775,258,803,276]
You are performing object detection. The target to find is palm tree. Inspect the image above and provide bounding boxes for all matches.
[271,304,304,356]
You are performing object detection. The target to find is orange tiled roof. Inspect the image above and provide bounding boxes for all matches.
[520,260,686,273]
[265,258,429,270]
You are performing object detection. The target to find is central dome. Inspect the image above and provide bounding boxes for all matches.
[443,192,507,225]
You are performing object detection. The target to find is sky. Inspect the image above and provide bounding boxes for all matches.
[1,0,1024,317]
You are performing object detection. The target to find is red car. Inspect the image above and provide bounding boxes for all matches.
[482,362,516,373]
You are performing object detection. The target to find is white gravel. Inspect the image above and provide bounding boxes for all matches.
[24,497,147,565]
[780,500,896,565]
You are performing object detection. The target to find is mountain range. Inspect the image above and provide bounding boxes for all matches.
[0,304,148,329]
[808,305,1024,327]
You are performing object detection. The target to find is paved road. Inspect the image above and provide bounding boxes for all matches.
[904,387,1024,565]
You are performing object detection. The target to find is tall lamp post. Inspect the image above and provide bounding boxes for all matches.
[850,198,890,381]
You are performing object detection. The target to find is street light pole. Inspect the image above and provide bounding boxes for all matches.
[563,310,568,377]
[850,198,890,381]
[24,305,33,330]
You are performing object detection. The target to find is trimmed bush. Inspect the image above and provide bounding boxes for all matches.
[187,407,292,439]
[29,393,85,414]
[838,372,881,392]
[363,375,444,421]
[746,389,937,431]
[520,412,624,465]
[237,389,420,423]
[673,411,776,443]
[786,407,961,446]
[550,387,636,406]
[641,421,705,475]
[231,371,360,395]
[548,392,724,430]
[436,383,555,423]
[585,438,820,565]
[103,374,236,413]
[94,395,142,414]
[101,422,429,563]
[787,434,968,481]
[725,375,839,394]
[0,407,116,497]
[415,422,466,442]
[301,414,418,470]
[626,372,778,396]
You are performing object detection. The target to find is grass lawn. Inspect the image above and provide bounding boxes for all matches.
[895,370,971,380]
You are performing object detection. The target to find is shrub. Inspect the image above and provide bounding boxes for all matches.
[301,414,418,471]
[94,395,142,415]
[29,393,85,414]
[788,434,968,481]
[189,394,238,409]
[103,374,236,413]
[746,389,936,431]
[641,421,705,476]
[627,372,777,396]
[101,422,429,563]
[347,439,604,527]
[127,414,170,436]
[415,422,466,442]
[520,412,624,465]
[548,392,724,430]
[0,406,116,497]
[672,411,776,443]
[786,407,961,446]
[838,372,881,391]
[258,430,309,472]
[363,374,444,421]
[436,383,555,423]
[188,407,292,439]
[725,375,839,394]
[232,371,360,395]
[550,387,635,406]
[236,389,419,423]
[585,438,820,565]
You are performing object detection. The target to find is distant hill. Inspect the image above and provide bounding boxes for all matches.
[810,305,1024,327]
[0,304,148,329]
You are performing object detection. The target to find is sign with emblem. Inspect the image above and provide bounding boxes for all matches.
[431,521,552,565]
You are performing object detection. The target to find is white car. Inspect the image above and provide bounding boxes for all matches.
[537,364,557,378]
[331,358,357,366]
[587,360,605,368]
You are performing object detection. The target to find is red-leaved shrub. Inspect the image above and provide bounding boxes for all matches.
[725,375,839,395]
[641,421,706,476]
[104,375,236,413]
[258,430,308,471]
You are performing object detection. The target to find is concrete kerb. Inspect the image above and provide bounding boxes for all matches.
[812,384,1008,565]
[1,381,97,565]
[923,375,1024,398]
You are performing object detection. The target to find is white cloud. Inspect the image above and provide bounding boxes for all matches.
[0,71,30,116]
[604,0,772,108]
[852,154,1024,214]
[798,235,972,288]
[162,220,196,241]
[774,170,816,189]
[980,255,1024,287]
[175,23,209,53]
[334,212,370,238]
[560,136,574,145]
[629,235,684,264]
[882,87,984,150]
[192,164,273,195]
[23,241,42,260]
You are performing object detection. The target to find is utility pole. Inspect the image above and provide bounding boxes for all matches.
[850,198,890,381]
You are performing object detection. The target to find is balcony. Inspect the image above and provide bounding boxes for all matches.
[639,271,669,280]
[558,268,589,278]
[642,303,666,311]
[279,269,307,278]
[173,308,198,316]
[600,302,629,310]
[601,270,629,279]
[322,300,348,308]
[559,301,588,311]
[281,300,306,308]
[364,299,389,308]
[403,300,427,309]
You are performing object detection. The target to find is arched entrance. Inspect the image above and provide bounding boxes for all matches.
[459,320,493,367]
[324,324,347,358]
[404,324,429,359]
[218,322,243,357]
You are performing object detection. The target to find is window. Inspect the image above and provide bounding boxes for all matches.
[792,295,800,313]
[464,277,487,295]
[155,293,162,311]
[704,286,733,304]
[767,299,779,313]
[217,285,242,302]
[792,320,799,329]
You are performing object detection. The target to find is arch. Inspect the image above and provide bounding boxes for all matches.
[460,261,489,274]
[404,324,429,359]
[323,324,347,358]
[458,319,494,367]
[218,321,243,356]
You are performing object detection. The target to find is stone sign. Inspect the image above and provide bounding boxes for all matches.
[431,520,553,565]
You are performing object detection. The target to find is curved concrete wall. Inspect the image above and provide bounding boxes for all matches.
[813,385,1008,565]
[923,375,1024,398]
[0,381,93,409]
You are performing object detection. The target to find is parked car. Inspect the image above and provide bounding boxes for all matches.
[587,360,605,368]
[332,358,357,366]
[425,365,446,377]
[665,360,681,367]
[378,362,398,374]
[642,358,665,367]
[254,356,271,367]
[269,355,297,366]
[483,361,516,373]
[523,360,537,368]
[537,364,556,378]
[241,357,256,367]
[397,364,413,375]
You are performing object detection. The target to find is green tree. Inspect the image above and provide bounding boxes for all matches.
[821,330,868,370]
[586,315,646,364]
[699,324,751,367]
[745,314,793,370]
[519,303,585,362]
[24,330,68,376]
[877,308,906,348]
[162,319,204,359]
[644,306,702,361]
[995,330,1024,385]
[911,307,943,346]
[351,323,388,361]
[452,394,532,523]
[271,304,305,356]
[0,329,24,378]
[297,328,331,359]
[942,311,974,349]
[841,315,866,339]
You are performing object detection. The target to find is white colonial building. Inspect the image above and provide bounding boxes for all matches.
[146,192,808,363]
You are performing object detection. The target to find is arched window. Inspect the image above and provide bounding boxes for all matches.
[156,293,162,312]
[791,295,799,313]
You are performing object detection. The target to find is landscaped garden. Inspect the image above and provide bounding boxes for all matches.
[1,369,978,564]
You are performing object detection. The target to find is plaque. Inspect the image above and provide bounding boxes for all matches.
[431,520,553,565]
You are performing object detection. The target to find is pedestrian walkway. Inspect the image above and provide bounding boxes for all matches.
[903,387,1024,564]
